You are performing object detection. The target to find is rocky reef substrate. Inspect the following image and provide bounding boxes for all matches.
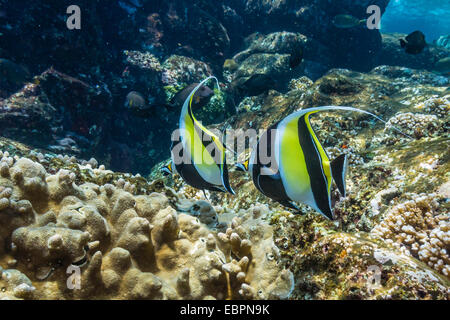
[1,64,449,299]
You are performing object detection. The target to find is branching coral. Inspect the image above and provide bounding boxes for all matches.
[371,194,449,277]
[385,113,442,138]
[415,94,449,118]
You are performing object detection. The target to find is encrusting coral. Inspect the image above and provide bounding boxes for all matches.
[0,150,293,300]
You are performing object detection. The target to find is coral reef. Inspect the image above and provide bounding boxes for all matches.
[0,150,292,300]
[161,55,212,86]
[0,0,447,177]
[379,33,450,71]
[150,64,450,299]
[1,60,450,299]
[0,0,449,300]
[289,230,448,299]
[231,31,330,81]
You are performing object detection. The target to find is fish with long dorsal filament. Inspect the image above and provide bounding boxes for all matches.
[237,106,411,219]
[161,76,235,195]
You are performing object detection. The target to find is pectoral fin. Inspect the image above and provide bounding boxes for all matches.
[331,154,348,197]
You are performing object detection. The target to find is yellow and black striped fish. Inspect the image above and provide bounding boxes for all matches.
[163,76,235,194]
[244,106,406,219]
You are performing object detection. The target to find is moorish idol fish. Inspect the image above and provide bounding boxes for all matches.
[240,106,409,220]
[162,76,235,195]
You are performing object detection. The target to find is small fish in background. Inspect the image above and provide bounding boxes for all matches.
[433,57,450,75]
[289,45,303,69]
[236,106,411,219]
[125,83,214,118]
[234,73,276,97]
[169,82,214,109]
[400,31,427,54]
[332,14,366,29]
[124,91,147,109]
[223,59,239,72]
[0,58,30,85]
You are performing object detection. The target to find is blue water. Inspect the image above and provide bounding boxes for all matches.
[381,0,450,41]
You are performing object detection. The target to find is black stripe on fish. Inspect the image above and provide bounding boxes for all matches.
[175,161,227,192]
[252,122,291,202]
[171,141,225,192]
[221,154,235,194]
[297,114,333,219]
